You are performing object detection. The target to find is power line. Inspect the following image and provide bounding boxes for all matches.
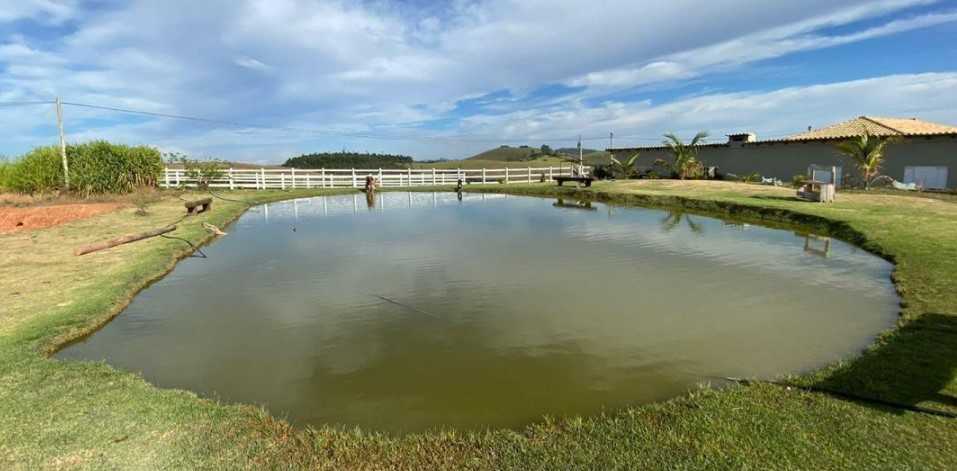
[55,99,791,147]
[0,100,55,107]
[60,100,669,144]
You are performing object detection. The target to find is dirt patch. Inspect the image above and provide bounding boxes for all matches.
[0,203,124,233]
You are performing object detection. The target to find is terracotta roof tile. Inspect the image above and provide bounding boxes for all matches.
[779,116,957,142]
[606,116,957,152]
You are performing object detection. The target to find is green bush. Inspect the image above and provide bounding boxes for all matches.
[792,174,809,188]
[7,141,162,195]
[0,159,14,191]
[165,153,226,190]
[7,146,62,194]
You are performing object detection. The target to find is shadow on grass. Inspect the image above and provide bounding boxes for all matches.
[813,313,957,415]
[749,195,805,203]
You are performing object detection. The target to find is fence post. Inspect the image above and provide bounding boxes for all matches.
[352,168,357,188]
[321,168,326,188]
[432,168,436,185]
[549,166,554,180]
[228,168,235,190]
[260,168,266,190]
[378,168,383,187]
[505,167,509,183]
[176,169,181,187]
[482,168,487,184]
[527,166,531,183]
[164,168,170,188]
[281,172,286,190]
[291,168,296,189]
[306,172,312,189]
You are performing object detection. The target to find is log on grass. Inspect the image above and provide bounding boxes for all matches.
[74,225,177,256]
[185,197,213,215]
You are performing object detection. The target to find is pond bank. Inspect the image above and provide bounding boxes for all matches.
[1,182,955,469]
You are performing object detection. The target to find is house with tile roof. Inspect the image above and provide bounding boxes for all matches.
[607,116,957,189]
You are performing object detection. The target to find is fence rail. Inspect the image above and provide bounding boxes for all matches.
[161,166,590,189]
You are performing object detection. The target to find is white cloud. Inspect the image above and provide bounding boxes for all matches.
[570,5,957,89]
[234,56,273,73]
[0,0,955,160]
[0,0,77,24]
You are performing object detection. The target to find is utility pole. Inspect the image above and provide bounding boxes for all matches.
[55,97,70,190]
[577,135,583,176]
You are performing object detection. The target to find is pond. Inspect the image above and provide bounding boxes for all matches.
[58,192,898,433]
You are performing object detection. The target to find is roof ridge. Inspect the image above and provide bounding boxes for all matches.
[860,116,905,135]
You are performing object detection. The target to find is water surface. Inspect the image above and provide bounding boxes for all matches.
[59,192,898,433]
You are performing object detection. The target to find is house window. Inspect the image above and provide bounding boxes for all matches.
[904,166,949,189]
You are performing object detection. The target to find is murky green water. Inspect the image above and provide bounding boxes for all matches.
[58,192,898,433]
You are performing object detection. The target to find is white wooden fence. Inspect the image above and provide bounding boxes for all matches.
[161,166,589,189]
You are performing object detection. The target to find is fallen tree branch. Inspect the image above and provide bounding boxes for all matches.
[75,225,177,256]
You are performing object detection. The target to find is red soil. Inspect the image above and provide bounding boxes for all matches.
[0,203,123,233]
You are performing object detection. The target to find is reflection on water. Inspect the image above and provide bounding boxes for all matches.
[660,210,703,234]
[553,198,596,210]
[804,234,832,258]
[58,192,898,433]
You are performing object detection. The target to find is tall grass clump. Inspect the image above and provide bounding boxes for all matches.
[0,157,14,191]
[8,141,162,195]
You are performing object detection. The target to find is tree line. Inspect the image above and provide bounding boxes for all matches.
[282,152,414,169]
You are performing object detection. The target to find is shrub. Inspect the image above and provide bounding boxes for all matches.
[592,164,613,180]
[7,146,62,194]
[792,174,809,188]
[741,172,762,183]
[0,158,15,191]
[7,141,162,195]
[648,159,675,179]
[166,153,226,189]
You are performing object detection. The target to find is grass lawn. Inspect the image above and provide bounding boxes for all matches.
[1,181,956,469]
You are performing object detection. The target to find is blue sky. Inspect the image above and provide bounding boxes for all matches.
[1,0,957,162]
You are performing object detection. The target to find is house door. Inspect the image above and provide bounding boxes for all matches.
[904,166,949,189]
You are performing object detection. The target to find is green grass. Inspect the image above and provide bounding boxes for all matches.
[2,181,956,469]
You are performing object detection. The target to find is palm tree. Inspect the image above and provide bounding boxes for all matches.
[834,131,893,190]
[609,152,640,179]
[663,132,708,179]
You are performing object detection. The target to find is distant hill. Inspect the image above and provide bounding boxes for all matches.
[412,156,571,169]
[465,145,544,162]
[282,152,413,169]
